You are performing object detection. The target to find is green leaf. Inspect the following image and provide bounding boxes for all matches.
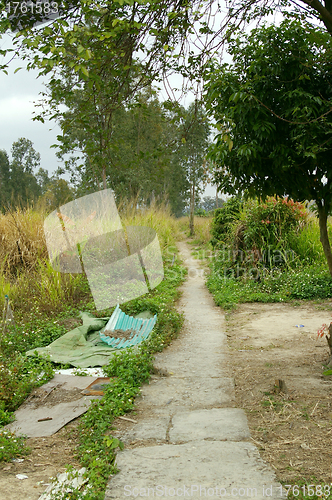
[80,66,89,77]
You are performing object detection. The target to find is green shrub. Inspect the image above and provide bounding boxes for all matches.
[242,197,306,260]
[211,196,307,270]
[210,197,243,247]
[289,218,326,265]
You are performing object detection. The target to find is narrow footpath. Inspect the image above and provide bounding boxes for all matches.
[105,242,284,499]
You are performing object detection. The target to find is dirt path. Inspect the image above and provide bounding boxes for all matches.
[105,241,283,499]
[224,301,332,483]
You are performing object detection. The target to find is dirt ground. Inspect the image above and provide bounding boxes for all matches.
[224,300,332,484]
[0,419,82,500]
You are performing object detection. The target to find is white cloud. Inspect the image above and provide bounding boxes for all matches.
[0,65,62,176]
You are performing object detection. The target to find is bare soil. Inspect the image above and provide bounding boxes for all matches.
[0,420,81,500]
[224,300,332,484]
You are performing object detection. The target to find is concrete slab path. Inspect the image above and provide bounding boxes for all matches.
[104,242,284,500]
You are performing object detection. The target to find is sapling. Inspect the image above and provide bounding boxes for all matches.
[317,322,332,366]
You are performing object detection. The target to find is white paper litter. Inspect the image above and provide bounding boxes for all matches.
[54,367,105,377]
[38,467,88,500]
[16,474,28,480]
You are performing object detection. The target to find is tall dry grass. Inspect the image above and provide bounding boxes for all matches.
[0,206,48,275]
[119,199,182,250]
[178,215,212,245]
[0,198,183,315]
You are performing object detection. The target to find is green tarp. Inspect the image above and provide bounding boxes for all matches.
[26,312,117,368]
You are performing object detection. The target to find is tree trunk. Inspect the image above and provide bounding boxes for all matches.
[102,165,107,190]
[189,182,195,236]
[317,202,332,278]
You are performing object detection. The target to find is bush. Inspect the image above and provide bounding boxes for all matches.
[210,197,243,247]
[242,197,306,257]
[211,196,307,270]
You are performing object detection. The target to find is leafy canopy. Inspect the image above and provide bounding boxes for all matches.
[204,19,332,211]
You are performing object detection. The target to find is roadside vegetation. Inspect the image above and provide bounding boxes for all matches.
[206,197,332,310]
[0,202,185,499]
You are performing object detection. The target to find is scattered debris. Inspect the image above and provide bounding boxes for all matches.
[16,474,28,480]
[118,416,137,424]
[295,324,304,328]
[37,417,53,422]
[274,379,288,394]
[41,384,60,402]
[103,328,135,341]
[38,467,88,500]
[81,377,111,396]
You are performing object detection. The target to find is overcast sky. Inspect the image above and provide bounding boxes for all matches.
[0,27,220,198]
[0,34,63,176]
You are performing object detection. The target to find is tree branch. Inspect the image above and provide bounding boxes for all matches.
[299,0,332,32]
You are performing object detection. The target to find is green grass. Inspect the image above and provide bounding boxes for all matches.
[207,262,332,310]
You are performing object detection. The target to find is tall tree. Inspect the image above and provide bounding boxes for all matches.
[9,138,41,206]
[35,167,52,195]
[204,19,332,276]
[54,90,190,213]
[1,1,215,191]
[179,102,211,235]
[11,137,40,175]
[41,178,74,211]
[0,150,11,210]
[0,139,43,209]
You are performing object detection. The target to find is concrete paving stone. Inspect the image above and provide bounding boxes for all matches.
[103,242,283,500]
[169,408,250,443]
[153,349,227,378]
[138,376,235,409]
[105,441,284,500]
[119,415,170,444]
